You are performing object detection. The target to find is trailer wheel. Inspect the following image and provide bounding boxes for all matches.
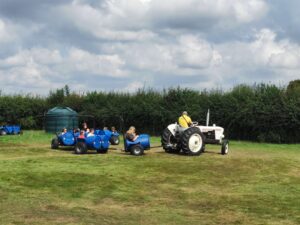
[0,130,6,136]
[51,138,59,149]
[161,128,180,153]
[221,140,229,155]
[110,136,120,145]
[130,144,144,156]
[97,148,108,154]
[181,127,205,156]
[74,142,87,154]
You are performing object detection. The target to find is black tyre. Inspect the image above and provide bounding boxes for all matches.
[221,139,229,155]
[97,148,108,154]
[74,142,87,154]
[110,136,120,145]
[0,130,6,136]
[130,144,144,156]
[161,128,180,153]
[202,145,206,153]
[51,138,59,149]
[181,127,205,156]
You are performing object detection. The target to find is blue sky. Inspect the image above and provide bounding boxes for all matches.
[0,0,299,94]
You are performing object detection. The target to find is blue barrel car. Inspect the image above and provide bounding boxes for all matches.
[0,125,21,135]
[51,131,78,149]
[124,134,150,156]
[74,133,110,154]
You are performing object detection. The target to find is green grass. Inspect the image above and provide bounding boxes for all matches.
[0,131,299,225]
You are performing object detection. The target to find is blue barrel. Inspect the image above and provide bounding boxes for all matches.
[100,135,110,149]
[83,135,100,150]
[125,134,150,150]
[60,132,76,146]
[103,130,112,139]
[13,125,21,134]
[74,132,80,138]
[4,126,13,134]
[95,130,106,136]
[137,134,150,149]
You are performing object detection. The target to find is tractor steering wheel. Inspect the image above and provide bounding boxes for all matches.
[192,122,198,126]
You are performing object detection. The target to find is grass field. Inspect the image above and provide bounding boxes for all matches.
[0,131,299,225]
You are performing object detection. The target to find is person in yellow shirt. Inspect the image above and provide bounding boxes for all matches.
[178,111,192,128]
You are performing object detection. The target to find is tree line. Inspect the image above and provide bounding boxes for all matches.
[0,80,299,143]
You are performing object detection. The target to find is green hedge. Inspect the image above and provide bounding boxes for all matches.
[0,81,299,143]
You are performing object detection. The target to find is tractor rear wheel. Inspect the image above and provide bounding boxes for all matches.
[51,138,59,149]
[161,128,180,153]
[181,127,205,156]
[74,142,87,154]
[110,136,120,145]
[221,139,229,155]
[130,144,144,156]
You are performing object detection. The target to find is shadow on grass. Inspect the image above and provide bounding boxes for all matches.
[156,150,222,156]
[52,147,74,152]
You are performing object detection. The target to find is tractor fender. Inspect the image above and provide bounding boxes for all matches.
[167,124,178,136]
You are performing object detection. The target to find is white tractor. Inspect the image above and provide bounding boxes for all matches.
[161,110,229,156]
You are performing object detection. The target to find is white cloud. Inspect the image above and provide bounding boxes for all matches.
[109,34,222,79]
[233,0,268,23]
[59,0,268,42]
[0,48,62,67]
[67,48,127,77]
[0,59,56,94]
[59,0,156,41]
[0,19,16,43]
[0,47,128,93]
[0,47,126,77]
[252,29,300,69]
[175,35,222,69]
[148,0,268,28]
[218,29,300,70]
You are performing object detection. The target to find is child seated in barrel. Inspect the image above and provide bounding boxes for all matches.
[87,128,95,137]
[61,128,67,135]
[111,126,117,134]
[125,126,139,141]
[78,130,85,139]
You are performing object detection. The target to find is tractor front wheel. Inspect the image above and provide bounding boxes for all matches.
[130,144,144,156]
[74,142,87,154]
[51,138,59,149]
[221,140,229,155]
[181,127,205,156]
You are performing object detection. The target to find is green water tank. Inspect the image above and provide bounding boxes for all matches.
[45,107,78,133]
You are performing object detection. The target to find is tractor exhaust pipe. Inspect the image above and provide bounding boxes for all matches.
[206,109,210,126]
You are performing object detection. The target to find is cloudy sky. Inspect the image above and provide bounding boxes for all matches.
[0,0,299,94]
